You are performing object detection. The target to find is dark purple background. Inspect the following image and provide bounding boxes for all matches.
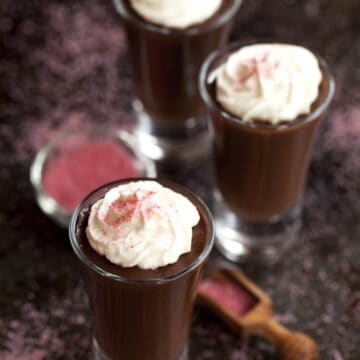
[0,0,359,359]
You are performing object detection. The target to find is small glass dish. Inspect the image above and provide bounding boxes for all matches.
[30,126,156,227]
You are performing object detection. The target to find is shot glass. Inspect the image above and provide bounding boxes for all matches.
[113,0,242,162]
[199,42,335,263]
[69,179,214,360]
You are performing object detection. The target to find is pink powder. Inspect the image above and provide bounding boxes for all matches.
[198,279,257,316]
[234,52,278,90]
[104,191,156,230]
[105,193,139,228]
[42,140,140,211]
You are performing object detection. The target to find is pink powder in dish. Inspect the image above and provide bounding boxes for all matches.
[198,278,257,316]
[42,140,140,211]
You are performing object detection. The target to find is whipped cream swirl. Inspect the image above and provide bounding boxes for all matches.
[86,181,200,270]
[215,44,322,124]
[129,0,222,29]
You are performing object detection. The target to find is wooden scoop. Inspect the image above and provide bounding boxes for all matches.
[197,268,318,360]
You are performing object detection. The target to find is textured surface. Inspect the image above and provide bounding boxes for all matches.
[0,0,359,359]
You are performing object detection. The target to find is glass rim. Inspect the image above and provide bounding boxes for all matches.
[113,0,243,36]
[68,178,215,284]
[199,40,336,129]
[30,126,156,227]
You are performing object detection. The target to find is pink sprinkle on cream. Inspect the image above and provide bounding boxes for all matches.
[233,52,279,91]
[104,191,156,230]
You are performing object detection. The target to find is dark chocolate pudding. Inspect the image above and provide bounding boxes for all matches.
[115,0,241,127]
[70,179,214,360]
[200,44,335,220]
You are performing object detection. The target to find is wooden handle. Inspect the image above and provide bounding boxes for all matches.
[248,318,319,360]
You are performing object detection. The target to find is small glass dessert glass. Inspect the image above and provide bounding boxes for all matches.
[113,0,242,163]
[69,178,215,360]
[199,42,335,263]
[30,127,156,227]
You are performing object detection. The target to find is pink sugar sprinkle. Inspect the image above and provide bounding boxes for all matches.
[105,191,156,229]
[43,140,140,211]
[105,193,139,228]
[198,279,257,316]
[234,52,278,90]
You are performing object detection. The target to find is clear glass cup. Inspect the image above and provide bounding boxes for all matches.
[199,41,335,263]
[69,178,215,360]
[30,127,156,227]
[113,0,242,162]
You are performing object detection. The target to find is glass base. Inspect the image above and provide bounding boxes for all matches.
[133,99,212,163]
[92,338,189,360]
[214,191,302,264]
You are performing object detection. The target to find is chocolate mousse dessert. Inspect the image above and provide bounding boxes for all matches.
[201,43,334,220]
[69,179,214,360]
[200,42,334,262]
[115,0,241,126]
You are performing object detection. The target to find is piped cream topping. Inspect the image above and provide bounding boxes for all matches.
[130,0,222,29]
[215,44,322,124]
[86,181,200,270]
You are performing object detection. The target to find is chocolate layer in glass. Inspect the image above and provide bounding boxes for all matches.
[114,0,242,127]
[69,179,214,360]
[200,44,335,221]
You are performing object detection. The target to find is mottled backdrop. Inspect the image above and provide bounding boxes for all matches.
[0,0,359,359]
